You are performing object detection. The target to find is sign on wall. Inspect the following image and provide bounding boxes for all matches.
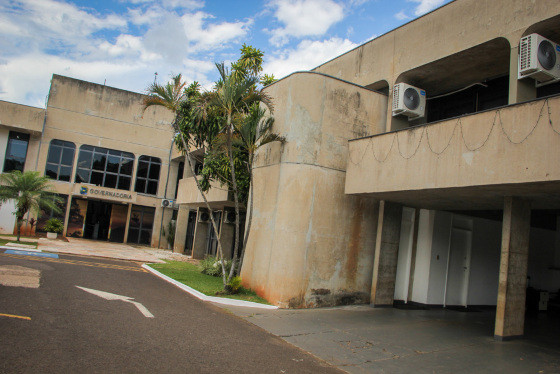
[73,184,137,203]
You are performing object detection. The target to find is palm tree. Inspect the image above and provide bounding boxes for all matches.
[0,171,62,241]
[209,62,273,283]
[143,74,230,285]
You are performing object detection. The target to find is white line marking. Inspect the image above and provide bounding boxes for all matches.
[76,286,154,318]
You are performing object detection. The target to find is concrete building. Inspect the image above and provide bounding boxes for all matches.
[240,0,560,340]
[0,74,238,258]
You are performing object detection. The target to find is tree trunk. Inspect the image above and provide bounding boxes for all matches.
[226,111,241,285]
[237,153,254,275]
[16,218,22,242]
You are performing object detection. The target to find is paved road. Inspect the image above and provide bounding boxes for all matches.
[0,251,340,373]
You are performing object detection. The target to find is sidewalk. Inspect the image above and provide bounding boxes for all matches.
[37,237,179,263]
[225,305,560,373]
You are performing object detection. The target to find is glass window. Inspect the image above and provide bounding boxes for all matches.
[174,161,184,199]
[4,131,30,172]
[134,156,161,196]
[127,205,155,245]
[36,193,68,233]
[74,145,134,191]
[44,140,75,182]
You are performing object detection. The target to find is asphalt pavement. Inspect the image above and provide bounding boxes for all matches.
[0,250,340,373]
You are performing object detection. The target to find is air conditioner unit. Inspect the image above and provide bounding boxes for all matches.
[197,209,210,223]
[224,210,236,224]
[518,33,560,83]
[161,199,174,208]
[392,83,426,119]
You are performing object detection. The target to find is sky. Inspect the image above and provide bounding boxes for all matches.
[0,0,453,108]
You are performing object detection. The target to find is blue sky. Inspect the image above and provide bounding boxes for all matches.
[0,0,453,107]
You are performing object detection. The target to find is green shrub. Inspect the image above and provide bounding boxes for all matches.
[166,220,176,247]
[227,276,242,294]
[199,255,232,277]
[44,218,63,234]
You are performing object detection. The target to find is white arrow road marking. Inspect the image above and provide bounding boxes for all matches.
[76,286,154,318]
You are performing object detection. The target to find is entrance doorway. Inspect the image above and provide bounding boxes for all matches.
[83,200,112,240]
[444,227,473,307]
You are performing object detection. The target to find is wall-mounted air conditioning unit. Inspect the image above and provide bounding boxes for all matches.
[197,209,210,223]
[518,33,560,83]
[161,199,174,208]
[224,210,236,224]
[392,83,426,119]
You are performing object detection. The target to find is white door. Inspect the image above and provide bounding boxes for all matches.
[444,228,472,307]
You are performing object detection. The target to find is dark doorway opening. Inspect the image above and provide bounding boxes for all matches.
[83,200,112,240]
[185,210,196,255]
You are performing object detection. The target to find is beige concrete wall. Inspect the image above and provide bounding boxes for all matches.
[241,72,383,307]
[0,101,44,134]
[313,0,560,89]
[176,176,230,206]
[346,96,560,209]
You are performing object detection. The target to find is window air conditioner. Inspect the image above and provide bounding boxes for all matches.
[197,210,210,223]
[392,83,426,119]
[161,199,174,208]
[518,33,560,83]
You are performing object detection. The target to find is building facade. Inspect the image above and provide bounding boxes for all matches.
[240,0,560,340]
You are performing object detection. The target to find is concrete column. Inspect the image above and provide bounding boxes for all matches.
[192,209,209,259]
[554,215,560,269]
[123,204,133,243]
[371,201,403,306]
[173,205,190,253]
[508,42,536,104]
[407,208,421,302]
[61,195,73,237]
[494,197,531,341]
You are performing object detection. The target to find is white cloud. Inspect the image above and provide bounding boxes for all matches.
[181,12,251,52]
[394,10,410,20]
[408,0,445,16]
[268,0,344,46]
[264,37,357,79]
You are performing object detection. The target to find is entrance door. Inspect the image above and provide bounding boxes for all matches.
[84,200,112,240]
[445,227,472,307]
[206,211,222,256]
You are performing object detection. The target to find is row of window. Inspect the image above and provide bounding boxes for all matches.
[45,140,162,196]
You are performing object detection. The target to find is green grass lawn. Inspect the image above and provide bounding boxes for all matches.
[0,239,38,248]
[149,261,269,305]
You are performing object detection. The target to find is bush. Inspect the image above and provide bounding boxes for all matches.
[44,218,63,234]
[226,276,242,294]
[199,255,232,277]
[166,220,176,248]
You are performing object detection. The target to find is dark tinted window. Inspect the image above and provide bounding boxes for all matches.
[45,140,75,182]
[134,156,161,195]
[127,205,155,245]
[4,132,30,172]
[75,145,134,191]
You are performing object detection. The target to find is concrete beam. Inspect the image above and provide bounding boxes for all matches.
[494,197,531,340]
[371,201,402,306]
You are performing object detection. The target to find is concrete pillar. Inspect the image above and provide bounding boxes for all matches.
[407,209,421,302]
[192,209,209,259]
[61,195,73,237]
[220,217,234,259]
[173,205,190,253]
[554,215,560,269]
[371,201,403,306]
[508,41,536,104]
[494,197,531,341]
[123,204,132,243]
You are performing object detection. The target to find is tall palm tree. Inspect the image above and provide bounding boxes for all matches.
[143,75,230,284]
[209,62,273,283]
[0,171,61,241]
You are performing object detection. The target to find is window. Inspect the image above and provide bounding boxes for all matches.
[45,140,75,182]
[3,131,30,172]
[75,145,134,191]
[127,205,155,245]
[135,156,161,195]
[36,193,67,232]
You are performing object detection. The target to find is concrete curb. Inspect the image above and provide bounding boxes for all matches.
[142,264,278,310]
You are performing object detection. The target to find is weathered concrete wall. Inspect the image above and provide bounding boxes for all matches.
[241,72,385,307]
[176,177,230,207]
[313,0,560,89]
[346,96,560,210]
[0,101,44,133]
